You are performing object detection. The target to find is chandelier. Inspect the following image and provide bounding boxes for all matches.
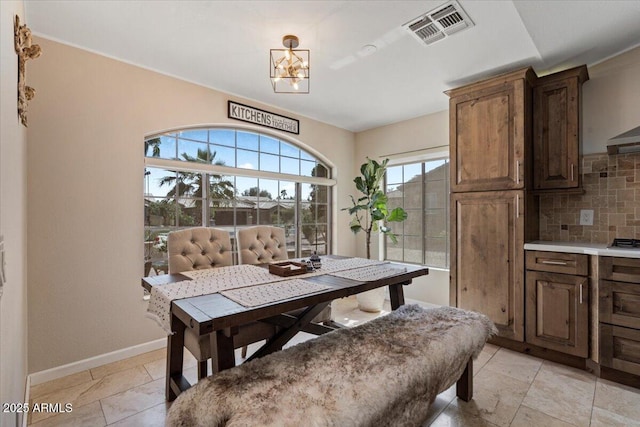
[270,35,309,93]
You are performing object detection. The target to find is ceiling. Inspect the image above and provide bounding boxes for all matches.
[24,1,640,133]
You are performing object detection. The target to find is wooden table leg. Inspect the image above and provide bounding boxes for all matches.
[166,312,186,401]
[211,328,236,374]
[389,282,407,310]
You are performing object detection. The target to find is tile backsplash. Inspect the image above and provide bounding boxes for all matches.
[539,152,640,244]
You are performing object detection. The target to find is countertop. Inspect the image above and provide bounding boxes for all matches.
[524,241,640,259]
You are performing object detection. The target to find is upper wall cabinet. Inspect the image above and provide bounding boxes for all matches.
[533,65,589,191]
[447,67,536,193]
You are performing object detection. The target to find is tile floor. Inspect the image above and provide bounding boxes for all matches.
[28,297,640,426]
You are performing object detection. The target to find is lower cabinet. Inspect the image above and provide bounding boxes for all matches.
[600,323,640,376]
[599,256,640,375]
[525,251,589,357]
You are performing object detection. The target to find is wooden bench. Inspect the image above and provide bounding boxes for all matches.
[166,305,496,427]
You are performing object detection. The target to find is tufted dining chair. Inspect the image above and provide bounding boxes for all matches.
[236,226,332,356]
[167,227,277,379]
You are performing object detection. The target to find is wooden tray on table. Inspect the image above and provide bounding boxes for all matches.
[268,261,309,277]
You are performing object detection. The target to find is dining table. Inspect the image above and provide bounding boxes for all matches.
[142,255,429,401]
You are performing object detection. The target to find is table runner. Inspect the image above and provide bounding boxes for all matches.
[220,279,331,308]
[146,257,393,333]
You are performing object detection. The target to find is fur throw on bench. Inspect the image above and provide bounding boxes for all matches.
[166,305,496,427]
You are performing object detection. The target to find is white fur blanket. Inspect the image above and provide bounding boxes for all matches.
[166,305,496,427]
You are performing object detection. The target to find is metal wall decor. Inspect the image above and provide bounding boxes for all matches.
[14,15,42,127]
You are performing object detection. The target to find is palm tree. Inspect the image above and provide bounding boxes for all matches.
[159,148,234,225]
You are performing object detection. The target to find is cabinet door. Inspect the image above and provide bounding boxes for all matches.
[532,66,588,190]
[526,271,588,357]
[451,190,525,341]
[450,79,527,192]
[600,323,640,376]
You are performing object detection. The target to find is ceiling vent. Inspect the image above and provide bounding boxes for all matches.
[404,0,474,46]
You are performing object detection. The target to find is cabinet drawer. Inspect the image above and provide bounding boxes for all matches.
[600,257,640,283]
[600,279,640,329]
[600,323,640,376]
[526,251,588,275]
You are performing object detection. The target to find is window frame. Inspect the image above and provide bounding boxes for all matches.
[144,126,334,271]
[383,151,450,270]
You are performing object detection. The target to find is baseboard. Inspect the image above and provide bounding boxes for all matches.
[28,338,166,386]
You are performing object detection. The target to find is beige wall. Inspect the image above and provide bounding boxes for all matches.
[354,110,450,306]
[27,37,355,372]
[583,45,640,154]
[0,1,29,425]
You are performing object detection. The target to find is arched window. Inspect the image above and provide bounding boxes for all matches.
[143,127,334,274]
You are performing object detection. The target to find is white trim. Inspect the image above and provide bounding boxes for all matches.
[145,157,336,186]
[28,338,166,386]
[22,375,30,427]
[383,145,449,165]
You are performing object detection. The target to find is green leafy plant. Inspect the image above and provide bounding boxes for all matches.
[344,158,407,259]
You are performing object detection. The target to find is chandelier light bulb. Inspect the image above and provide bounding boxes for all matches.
[293,82,299,90]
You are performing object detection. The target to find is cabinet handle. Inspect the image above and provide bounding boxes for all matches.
[570,164,575,182]
[516,195,519,218]
[579,282,583,304]
[541,260,568,266]
[516,160,520,184]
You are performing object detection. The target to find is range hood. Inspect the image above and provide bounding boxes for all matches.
[607,125,640,155]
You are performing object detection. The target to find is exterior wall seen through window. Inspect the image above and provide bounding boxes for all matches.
[385,159,449,269]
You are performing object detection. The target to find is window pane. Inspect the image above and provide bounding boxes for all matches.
[178,140,209,162]
[403,235,422,263]
[145,197,177,227]
[301,150,314,161]
[145,135,176,159]
[404,163,422,181]
[279,181,296,201]
[177,197,202,226]
[209,199,234,227]
[386,165,403,184]
[260,153,279,173]
[209,174,235,200]
[211,145,236,167]
[281,142,300,158]
[260,135,280,154]
[425,209,447,238]
[403,209,422,235]
[425,180,447,209]
[425,237,447,268]
[237,131,258,150]
[314,164,329,178]
[402,182,422,209]
[386,235,403,261]
[281,156,299,175]
[145,167,175,197]
[425,159,447,181]
[301,160,316,177]
[210,129,235,147]
[278,200,295,227]
[179,129,208,142]
[237,149,258,170]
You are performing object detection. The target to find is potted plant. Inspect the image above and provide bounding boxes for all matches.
[344,158,407,312]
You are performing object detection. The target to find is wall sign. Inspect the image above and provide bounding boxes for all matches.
[228,101,299,135]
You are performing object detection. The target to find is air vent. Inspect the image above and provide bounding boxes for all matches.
[404,0,474,46]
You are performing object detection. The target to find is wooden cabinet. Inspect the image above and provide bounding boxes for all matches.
[533,65,589,190]
[451,190,525,341]
[525,252,589,357]
[599,257,640,376]
[447,67,536,193]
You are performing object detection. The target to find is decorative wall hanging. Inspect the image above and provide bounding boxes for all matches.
[228,101,299,134]
[14,15,42,127]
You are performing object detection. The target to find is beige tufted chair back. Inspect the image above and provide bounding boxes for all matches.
[168,227,233,273]
[237,226,288,264]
